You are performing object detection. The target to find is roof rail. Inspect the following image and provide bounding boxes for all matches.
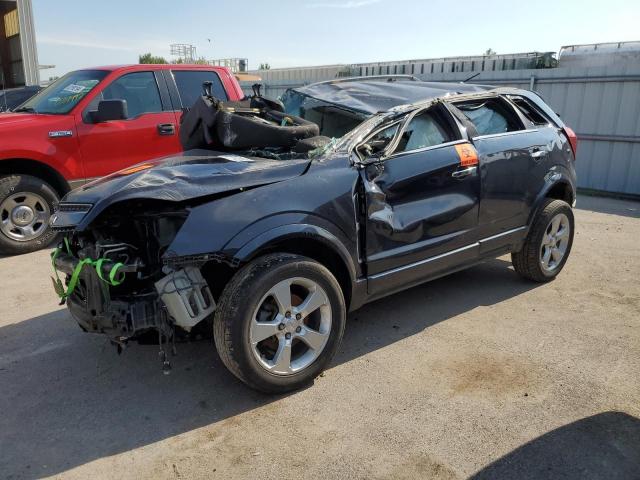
[314,75,421,86]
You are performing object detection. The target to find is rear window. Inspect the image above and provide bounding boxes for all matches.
[507,95,552,126]
[173,70,227,109]
[455,97,524,136]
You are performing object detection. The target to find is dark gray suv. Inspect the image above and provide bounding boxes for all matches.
[51,77,577,392]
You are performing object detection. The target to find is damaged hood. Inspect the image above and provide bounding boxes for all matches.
[55,149,310,229]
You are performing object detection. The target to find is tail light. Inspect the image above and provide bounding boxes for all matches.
[562,126,578,158]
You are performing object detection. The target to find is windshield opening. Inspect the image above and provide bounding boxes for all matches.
[17,70,109,115]
[281,89,367,138]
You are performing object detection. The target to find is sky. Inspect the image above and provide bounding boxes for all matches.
[33,0,640,79]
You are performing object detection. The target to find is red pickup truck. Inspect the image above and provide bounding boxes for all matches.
[0,64,244,254]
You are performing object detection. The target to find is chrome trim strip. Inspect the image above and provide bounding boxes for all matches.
[369,243,479,280]
[479,226,527,243]
[369,226,527,280]
[472,130,537,141]
[387,139,468,160]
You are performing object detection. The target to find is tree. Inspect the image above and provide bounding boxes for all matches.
[259,63,271,70]
[484,48,496,56]
[139,53,168,64]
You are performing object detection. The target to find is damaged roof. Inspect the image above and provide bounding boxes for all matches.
[292,77,495,115]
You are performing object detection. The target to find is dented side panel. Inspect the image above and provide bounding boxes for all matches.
[361,143,481,278]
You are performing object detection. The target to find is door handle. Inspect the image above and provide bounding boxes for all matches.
[452,166,477,179]
[531,148,548,160]
[157,123,175,136]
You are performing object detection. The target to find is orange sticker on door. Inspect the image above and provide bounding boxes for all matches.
[455,143,479,166]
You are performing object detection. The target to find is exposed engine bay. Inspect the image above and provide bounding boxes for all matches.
[51,201,218,372]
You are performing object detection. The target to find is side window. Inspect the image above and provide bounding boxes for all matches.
[100,72,163,119]
[172,70,228,108]
[507,95,552,127]
[455,97,524,136]
[393,110,454,154]
[357,123,400,158]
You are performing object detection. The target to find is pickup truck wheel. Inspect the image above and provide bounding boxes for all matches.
[213,253,346,393]
[511,199,574,282]
[0,174,60,255]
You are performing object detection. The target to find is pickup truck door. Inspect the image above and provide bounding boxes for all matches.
[361,105,481,297]
[75,71,180,179]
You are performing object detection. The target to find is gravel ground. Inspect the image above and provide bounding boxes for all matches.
[0,195,638,480]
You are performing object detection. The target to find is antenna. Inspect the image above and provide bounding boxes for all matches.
[461,72,481,83]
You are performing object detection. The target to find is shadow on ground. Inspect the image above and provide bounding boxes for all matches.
[470,411,640,480]
[0,259,556,478]
[576,194,640,218]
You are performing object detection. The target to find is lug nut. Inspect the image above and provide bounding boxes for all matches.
[285,311,291,318]
[295,326,302,333]
[295,313,302,320]
[285,333,292,339]
[278,323,285,330]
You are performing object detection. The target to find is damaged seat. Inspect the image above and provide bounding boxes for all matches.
[180,83,320,152]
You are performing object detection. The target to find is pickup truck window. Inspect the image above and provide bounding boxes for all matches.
[100,72,163,118]
[173,70,228,108]
[17,69,108,114]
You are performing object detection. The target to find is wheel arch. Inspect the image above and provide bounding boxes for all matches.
[0,158,71,198]
[527,169,576,228]
[545,180,574,206]
[233,225,357,310]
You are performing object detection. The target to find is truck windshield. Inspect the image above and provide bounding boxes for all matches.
[16,70,108,114]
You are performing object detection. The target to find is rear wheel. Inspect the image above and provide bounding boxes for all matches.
[512,199,574,282]
[213,253,346,393]
[0,174,60,255]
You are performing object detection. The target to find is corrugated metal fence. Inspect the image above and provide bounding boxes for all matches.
[242,65,640,196]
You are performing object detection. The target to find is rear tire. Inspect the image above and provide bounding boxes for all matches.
[512,199,574,282]
[213,253,346,393]
[0,174,60,255]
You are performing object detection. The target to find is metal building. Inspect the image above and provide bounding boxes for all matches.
[0,0,38,87]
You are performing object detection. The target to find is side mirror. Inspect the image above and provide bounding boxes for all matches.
[95,99,128,122]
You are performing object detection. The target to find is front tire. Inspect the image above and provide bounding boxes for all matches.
[512,199,574,282]
[213,253,346,393]
[0,174,60,255]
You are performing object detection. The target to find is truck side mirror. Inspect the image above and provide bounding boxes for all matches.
[95,99,128,122]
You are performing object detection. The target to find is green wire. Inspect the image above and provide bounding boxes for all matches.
[51,238,128,300]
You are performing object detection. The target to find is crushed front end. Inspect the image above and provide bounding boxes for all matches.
[50,200,216,369]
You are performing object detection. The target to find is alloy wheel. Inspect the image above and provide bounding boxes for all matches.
[249,277,332,376]
[539,213,570,272]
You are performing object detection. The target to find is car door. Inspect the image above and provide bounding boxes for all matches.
[76,71,181,179]
[360,104,481,297]
[447,95,537,246]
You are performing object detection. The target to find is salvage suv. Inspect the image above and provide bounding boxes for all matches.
[51,76,577,393]
[0,64,244,254]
